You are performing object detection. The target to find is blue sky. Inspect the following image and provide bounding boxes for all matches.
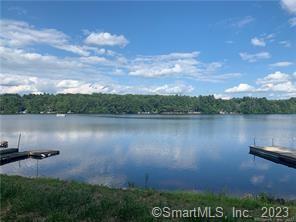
[0,1,295,99]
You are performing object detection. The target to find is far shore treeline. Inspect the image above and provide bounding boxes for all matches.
[0,93,296,114]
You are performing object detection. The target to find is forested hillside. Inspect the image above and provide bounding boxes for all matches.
[1,93,295,114]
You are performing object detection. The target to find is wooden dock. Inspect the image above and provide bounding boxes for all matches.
[0,151,30,165]
[249,145,296,168]
[29,150,60,159]
[0,148,19,155]
[0,149,60,165]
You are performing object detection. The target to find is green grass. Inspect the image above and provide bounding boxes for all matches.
[1,174,295,221]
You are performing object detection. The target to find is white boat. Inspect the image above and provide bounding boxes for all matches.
[56,114,66,117]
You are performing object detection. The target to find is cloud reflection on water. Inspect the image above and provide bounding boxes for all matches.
[1,114,296,197]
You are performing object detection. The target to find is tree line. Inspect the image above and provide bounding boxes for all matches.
[0,93,296,114]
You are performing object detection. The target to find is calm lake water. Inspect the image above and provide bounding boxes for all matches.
[1,114,296,198]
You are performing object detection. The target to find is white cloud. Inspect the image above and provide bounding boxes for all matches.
[79,56,109,64]
[259,81,295,93]
[257,71,296,94]
[130,63,183,77]
[0,73,194,95]
[265,33,275,40]
[146,84,194,95]
[251,37,266,47]
[0,84,40,94]
[0,46,93,79]
[0,20,66,46]
[289,17,296,26]
[0,73,30,87]
[232,16,254,28]
[55,44,90,57]
[281,0,296,14]
[197,73,241,83]
[270,61,293,67]
[256,71,291,85]
[279,40,292,47]
[60,83,114,94]
[213,94,231,100]
[60,82,194,95]
[127,52,236,82]
[225,83,255,93]
[56,80,82,88]
[85,32,128,47]
[218,16,254,29]
[225,71,296,98]
[0,19,241,95]
[0,42,127,83]
[251,34,275,47]
[239,52,271,62]
[0,41,235,92]
[0,74,54,94]
[256,71,296,97]
[129,52,198,77]
[0,20,89,56]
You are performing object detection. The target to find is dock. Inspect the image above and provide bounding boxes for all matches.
[0,148,19,155]
[0,149,60,166]
[249,145,296,168]
[29,150,60,159]
[0,134,59,166]
[0,151,30,165]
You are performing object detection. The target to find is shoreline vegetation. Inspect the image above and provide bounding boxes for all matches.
[1,93,296,115]
[1,175,296,221]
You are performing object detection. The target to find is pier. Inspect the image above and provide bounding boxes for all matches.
[249,145,296,168]
[0,149,60,165]
[0,134,59,166]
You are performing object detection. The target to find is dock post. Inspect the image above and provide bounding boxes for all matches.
[253,137,256,146]
[17,133,21,149]
[36,160,39,177]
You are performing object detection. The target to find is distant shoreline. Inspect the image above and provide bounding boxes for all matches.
[1,94,295,115]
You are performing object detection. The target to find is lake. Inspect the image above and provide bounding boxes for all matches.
[1,114,295,198]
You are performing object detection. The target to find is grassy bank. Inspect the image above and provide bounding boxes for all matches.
[1,175,295,221]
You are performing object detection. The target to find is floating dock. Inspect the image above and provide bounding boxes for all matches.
[0,148,19,155]
[0,151,30,165]
[29,150,60,159]
[249,145,296,168]
[0,149,60,165]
